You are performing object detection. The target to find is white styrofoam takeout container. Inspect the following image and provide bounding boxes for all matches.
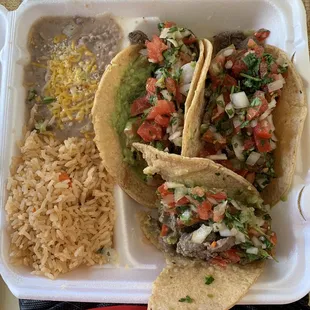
[0,0,310,305]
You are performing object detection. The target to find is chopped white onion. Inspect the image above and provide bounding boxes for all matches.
[213,223,225,232]
[259,108,273,121]
[246,247,259,255]
[181,62,196,84]
[220,228,233,237]
[231,92,250,109]
[232,135,245,161]
[231,199,242,210]
[165,182,185,189]
[169,131,182,141]
[207,154,228,160]
[225,60,233,69]
[174,187,188,202]
[235,231,246,244]
[213,132,225,142]
[161,90,172,101]
[173,136,182,147]
[268,99,277,109]
[225,102,235,118]
[179,83,191,96]
[250,119,258,128]
[192,225,213,244]
[276,56,287,67]
[159,28,170,39]
[233,117,242,128]
[223,48,234,57]
[207,197,218,205]
[167,39,179,47]
[252,237,263,248]
[267,79,284,93]
[214,200,228,216]
[246,152,261,166]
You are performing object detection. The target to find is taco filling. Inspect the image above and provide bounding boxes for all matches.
[118,22,199,172]
[199,29,288,192]
[157,181,276,266]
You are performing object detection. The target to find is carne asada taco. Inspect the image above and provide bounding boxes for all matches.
[134,143,275,310]
[182,29,307,206]
[93,22,211,207]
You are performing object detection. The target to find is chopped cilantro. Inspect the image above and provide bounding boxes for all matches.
[242,53,260,76]
[263,53,274,66]
[155,141,164,151]
[250,97,262,107]
[240,73,261,82]
[43,96,56,104]
[179,295,193,303]
[205,275,214,285]
[27,89,37,101]
[168,26,178,33]
[190,194,205,202]
[148,95,157,105]
[240,120,250,128]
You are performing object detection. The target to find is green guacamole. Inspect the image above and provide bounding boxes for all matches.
[112,55,155,180]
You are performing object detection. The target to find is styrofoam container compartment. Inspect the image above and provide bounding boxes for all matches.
[0,0,310,305]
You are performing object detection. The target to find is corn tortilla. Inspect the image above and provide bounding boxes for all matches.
[181,44,307,206]
[92,41,206,208]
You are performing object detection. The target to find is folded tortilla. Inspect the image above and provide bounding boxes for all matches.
[133,144,264,310]
[92,40,211,208]
[182,45,307,206]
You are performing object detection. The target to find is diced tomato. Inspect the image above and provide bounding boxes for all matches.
[270,63,278,74]
[183,36,196,45]
[223,92,231,104]
[130,96,151,116]
[254,28,270,42]
[246,107,259,121]
[223,249,240,263]
[211,107,225,122]
[175,196,190,206]
[223,74,237,88]
[244,137,255,150]
[270,232,277,245]
[146,100,176,120]
[213,212,224,223]
[146,77,157,95]
[158,183,170,197]
[247,38,257,49]
[59,172,72,187]
[137,120,163,142]
[160,224,169,237]
[208,192,227,201]
[154,115,170,127]
[255,137,272,153]
[209,55,225,78]
[146,35,168,63]
[202,130,214,143]
[245,172,256,184]
[197,200,212,220]
[232,59,248,77]
[198,143,217,157]
[210,257,227,268]
[259,59,268,78]
[164,21,176,28]
[254,120,273,139]
[165,77,177,97]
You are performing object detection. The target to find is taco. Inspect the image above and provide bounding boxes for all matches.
[134,143,275,310]
[92,21,211,207]
[182,29,307,206]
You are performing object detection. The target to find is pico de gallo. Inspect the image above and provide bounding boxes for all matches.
[199,29,288,192]
[123,22,199,165]
[157,182,276,266]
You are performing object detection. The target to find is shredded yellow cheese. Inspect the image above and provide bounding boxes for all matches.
[43,38,100,129]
